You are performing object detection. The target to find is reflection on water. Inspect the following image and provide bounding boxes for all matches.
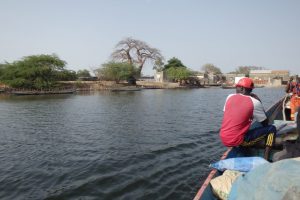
[0,87,285,200]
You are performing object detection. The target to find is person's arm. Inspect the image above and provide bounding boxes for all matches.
[260,118,269,127]
[252,97,268,126]
[286,78,294,93]
[285,83,290,93]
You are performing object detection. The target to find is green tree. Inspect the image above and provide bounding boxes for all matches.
[166,67,193,82]
[0,54,69,89]
[163,57,186,70]
[95,62,137,83]
[77,69,91,77]
[162,57,192,82]
[202,63,222,75]
[56,70,77,81]
[0,64,5,77]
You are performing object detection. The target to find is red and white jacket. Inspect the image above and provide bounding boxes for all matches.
[220,94,267,147]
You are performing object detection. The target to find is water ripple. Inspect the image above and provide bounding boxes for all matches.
[0,88,284,200]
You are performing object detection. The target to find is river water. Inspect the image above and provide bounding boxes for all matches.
[0,87,285,200]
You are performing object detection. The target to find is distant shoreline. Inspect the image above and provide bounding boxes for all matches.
[0,81,285,96]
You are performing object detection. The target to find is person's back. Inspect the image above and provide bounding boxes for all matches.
[220,93,265,146]
[219,77,276,160]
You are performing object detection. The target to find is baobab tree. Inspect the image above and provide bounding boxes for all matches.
[201,63,222,75]
[111,37,164,76]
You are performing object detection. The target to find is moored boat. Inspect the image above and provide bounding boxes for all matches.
[9,88,76,95]
[193,95,300,200]
[110,86,141,92]
[221,85,235,89]
[221,85,264,89]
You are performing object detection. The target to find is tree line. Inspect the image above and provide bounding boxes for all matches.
[0,55,93,89]
[0,37,266,89]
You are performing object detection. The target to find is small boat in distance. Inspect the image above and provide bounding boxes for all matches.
[221,85,235,89]
[221,84,265,89]
[110,86,141,92]
[254,85,265,88]
[9,88,76,95]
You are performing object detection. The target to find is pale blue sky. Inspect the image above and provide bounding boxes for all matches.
[0,0,299,75]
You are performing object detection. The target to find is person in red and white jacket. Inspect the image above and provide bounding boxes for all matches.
[219,77,276,160]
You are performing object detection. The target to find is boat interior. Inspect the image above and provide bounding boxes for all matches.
[197,95,300,200]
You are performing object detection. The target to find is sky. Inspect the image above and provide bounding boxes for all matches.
[0,0,299,76]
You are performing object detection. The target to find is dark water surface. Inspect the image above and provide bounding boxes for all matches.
[0,87,284,200]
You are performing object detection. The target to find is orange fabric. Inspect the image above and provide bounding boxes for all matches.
[290,95,300,120]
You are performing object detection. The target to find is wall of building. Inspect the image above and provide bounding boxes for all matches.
[249,70,289,82]
[223,70,289,87]
[154,71,165,82]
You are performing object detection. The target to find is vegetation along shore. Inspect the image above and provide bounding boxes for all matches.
[0,37,291,95]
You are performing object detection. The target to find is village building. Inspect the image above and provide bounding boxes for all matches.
[154,71,165,82]
[223,70,289,86]
[223,73,246,85]
[154,69,290,87]
[249,70,289,86]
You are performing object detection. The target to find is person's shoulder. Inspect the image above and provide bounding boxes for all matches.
[249,95,262,105]
[250,93,261,102]
[226,94,254,103]
[227,93,236,98]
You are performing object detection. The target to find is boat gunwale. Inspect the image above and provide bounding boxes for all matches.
[193,148,232,200]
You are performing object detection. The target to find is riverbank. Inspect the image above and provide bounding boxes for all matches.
[69,80,204,91]
[0,81,183,95]
[0,80,284,95]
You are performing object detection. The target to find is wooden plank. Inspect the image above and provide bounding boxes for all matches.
[193,148,232,200]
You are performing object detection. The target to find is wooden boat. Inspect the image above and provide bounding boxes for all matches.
[221,85,265,89]
[193,95,299,200]
[10,88,76,95]
[110,86,141,92]
[221,85,235,89]
[254,85,265,88]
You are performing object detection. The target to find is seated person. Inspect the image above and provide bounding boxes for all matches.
[289,75,300,121]
[219,77,276,160]
[285,76,294,94]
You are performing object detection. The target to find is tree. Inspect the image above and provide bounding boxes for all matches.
[95,62,137,83]
[235,66,266,76]
[0,64,5,77]
[77,69,91,77]
[202,63,222,75]
[163,57,186,70]
[111,37,164,76]
[0,54,71,89]
[162,58,192,82]
[166,67,192,82]
[153,58,164,72]
[56,70,77,81]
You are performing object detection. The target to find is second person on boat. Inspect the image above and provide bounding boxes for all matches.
[219,77,277,160]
